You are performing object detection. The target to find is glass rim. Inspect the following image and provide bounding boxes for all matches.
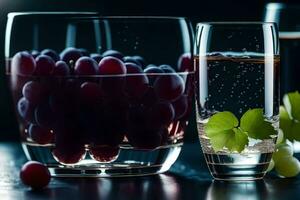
[7,12,187,21]
[196,21,276,26]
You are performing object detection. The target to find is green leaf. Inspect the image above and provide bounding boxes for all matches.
[240,108,276,140]
[205,111,239,138]
[283,91,300,121]
[280,106,294,141]
[205,111,248,153]
[225,128,249,152]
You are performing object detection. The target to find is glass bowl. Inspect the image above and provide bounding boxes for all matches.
[5,12,195,177]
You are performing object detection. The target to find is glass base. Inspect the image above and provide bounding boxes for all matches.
[203,152,272,181]
[22,142,182,177]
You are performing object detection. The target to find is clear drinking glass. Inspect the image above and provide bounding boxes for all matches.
[194,22,280,180]
[5,13,194,177]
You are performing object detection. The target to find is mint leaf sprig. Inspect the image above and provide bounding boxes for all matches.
[205,108,276,153]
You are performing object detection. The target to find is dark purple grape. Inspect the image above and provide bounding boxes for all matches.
[90,53,103,63]
[172,95,188,120]
[127,130,162,150]
[30,50,40,58]
[154,74,184,101]
[78,48,90,56]
[41,49,60,62]
[149,102,175,127]
[52,61,70,76]
[17,97,34,122]
[140,86,159,107]
[102,50,123,60]
[144,66,164,85]
[89,146,120,162]
[178,53,193,72]
[52,121,86,164]
[74,56,98,75]
[98,56,126,75]
[11,51,36,76]
[123,56,142,66]
[60,47,82,65]
[132,55,146,68]
[80,82,103,104]
[35,101,55,127]
[28,124,54,145]
[125,63,149,97]
[22,81,45,105]
[34,55,55,75]
[159,64,176,73]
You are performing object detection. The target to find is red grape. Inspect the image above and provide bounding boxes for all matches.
[80,82,103,104]
[52,61,70,76]
[29,124,54,144]
[154,74,184,101]
[41,49,60,62]
[20,161,51,189]
[178,53,193,72]
[89,146,120,162]
[60,47,82,65]
[102,49,123,60]
[123,56,142,66]
[35,101,55,127]
[98,56,126,75]
[132,55,146,68]
[11,51,36,76]
[149,102,175,127]
[52,146,86,165]
[34,55,55,75]
[18,97,34,122]
[22,81,45,105]
[125,63,149,97]
[78,48,90,56]
[172,95,188,119]
[159,64,176,73]
[74,56,98,75]
[30,50,40,58]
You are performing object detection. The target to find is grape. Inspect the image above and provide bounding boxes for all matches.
[80,82,103,104]
[78,48,90,56]
[60,47,82,65]
[30,50,40,58]
[20,161,50,189]
[144,66,164,74]
[102,49,123,60]
[178,52,193,72]
[52,61,70,76]
[28,124,54,144]
[172,95,188,119]
[34,55,55,75]
[17,97,34,122]
[267,158,275,172]
[74,56,98,75]
[123,56,142,66]
[127,130,162,150]
[272,143,293,162]
[275,156,300,177]
[35,101,55,127]
[149,102,175,127]
[154,74,184,101]
[11,51,36,75]
[98,56,126,75]
[89,146,120,162]
[90,53,103,63]
[132,55,146,68]
[41,49,60,62]
[22,81,45,105]
[52,146,86,165]
[125,63,149,97]
[159,64,176,73]
[140,87,159,107]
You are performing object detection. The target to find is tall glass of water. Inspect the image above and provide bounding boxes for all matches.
[195,22,280,180]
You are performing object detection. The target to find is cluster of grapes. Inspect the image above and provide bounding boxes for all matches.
[11,47,193,165]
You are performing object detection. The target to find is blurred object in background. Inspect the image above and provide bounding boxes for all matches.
[264,3,300,99]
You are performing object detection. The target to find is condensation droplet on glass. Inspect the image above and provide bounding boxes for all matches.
[239,108,243,113]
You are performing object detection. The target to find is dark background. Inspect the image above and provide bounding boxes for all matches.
[0,0,296,140]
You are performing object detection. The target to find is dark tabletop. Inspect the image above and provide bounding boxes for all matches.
[0,142,299,200]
